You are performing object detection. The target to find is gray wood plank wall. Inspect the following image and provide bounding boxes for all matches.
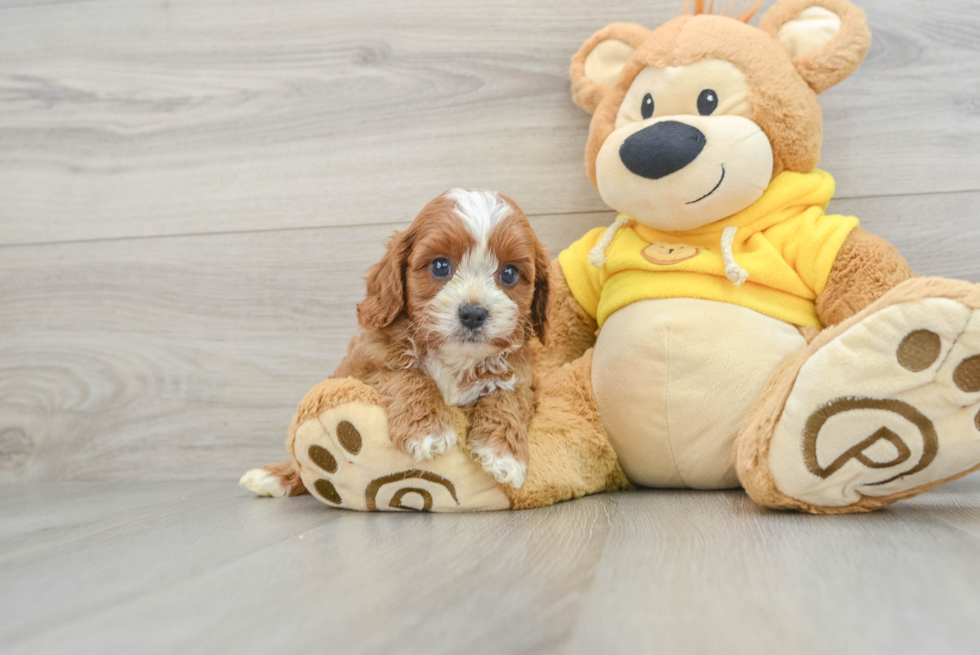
[2,0,979,483]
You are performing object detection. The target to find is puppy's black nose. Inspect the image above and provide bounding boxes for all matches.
[459,304,488,330]
[619,120,706,179]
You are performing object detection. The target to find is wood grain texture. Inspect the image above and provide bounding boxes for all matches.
[1,0,979,245]
[1,477,978,655]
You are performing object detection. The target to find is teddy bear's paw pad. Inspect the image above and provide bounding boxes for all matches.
[293,401,510,512]
[292,402,383,509]
[768,298,980,507]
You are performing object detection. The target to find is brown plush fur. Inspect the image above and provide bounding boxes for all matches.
[816,227,916,326]
[759,0,872,94]
[571,0,872,185]
[569,23,651,115]
[736,277,980,513]
[529,259,599,379]
[581,16,820,185]
[508,350,631,509]
[506,262,629,508]
[682,0,764,22]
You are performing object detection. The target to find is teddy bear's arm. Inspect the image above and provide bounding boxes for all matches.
[531,259,600,378]
[815,228,915,327]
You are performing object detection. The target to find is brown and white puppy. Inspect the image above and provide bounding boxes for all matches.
[332,189,550,487]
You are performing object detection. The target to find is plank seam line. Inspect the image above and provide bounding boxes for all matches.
[2,187,978,249]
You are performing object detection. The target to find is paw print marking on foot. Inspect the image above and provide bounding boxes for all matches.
[307,444,338,473]
[294,413,372,507]
[803,397,937,485]
[953,355,980,393]
[365,470,459,512]
[337,420,362,454]
[896,329,941,372]
[313,478,342,505]
[292,394,510,512]
[304,420,367,506]
[768,298,980,507]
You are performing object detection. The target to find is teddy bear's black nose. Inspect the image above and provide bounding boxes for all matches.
[619,120,706,179]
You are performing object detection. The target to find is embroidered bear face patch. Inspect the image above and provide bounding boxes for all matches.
[641,242,700,265]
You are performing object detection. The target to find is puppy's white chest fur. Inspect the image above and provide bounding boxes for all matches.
[423,352,517,407]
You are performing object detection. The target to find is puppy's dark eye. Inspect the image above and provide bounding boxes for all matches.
[697,89,718,116]
[499,264,519,287]
[641,93,655,120]
[430,257,452,279]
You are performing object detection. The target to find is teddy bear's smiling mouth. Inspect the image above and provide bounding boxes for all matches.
[686,165,726,205]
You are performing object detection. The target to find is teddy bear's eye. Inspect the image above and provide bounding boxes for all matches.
[640,93,655,120]
[697,89,718,116]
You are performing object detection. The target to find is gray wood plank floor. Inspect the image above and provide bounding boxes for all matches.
[2,0,980,652]
[1,476,979,655]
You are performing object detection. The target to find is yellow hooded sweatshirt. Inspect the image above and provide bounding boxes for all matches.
[558,169,858,329]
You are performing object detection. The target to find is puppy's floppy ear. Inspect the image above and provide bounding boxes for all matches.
[357,227,414,330]
[570,23,649,114]
[760,0,871,94]
[530,238,551,344]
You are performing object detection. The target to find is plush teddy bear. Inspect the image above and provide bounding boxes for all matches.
[245,0,980,514]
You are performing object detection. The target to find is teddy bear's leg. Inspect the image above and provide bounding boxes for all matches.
[241,349,624,511]
[242,377,511,512]
[509,349,630,509]
[737,278,980,514]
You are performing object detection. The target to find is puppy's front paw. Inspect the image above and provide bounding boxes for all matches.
[469,443,527,488]
[404,430,458,461]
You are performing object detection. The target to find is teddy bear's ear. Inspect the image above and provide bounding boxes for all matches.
[570,23,650,114]
[760,0,871,94]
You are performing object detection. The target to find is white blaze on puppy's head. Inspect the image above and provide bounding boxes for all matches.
[446,189,514,247]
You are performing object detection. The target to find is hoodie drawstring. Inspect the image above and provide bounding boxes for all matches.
[589,216,633,267]
[721,226,749,286]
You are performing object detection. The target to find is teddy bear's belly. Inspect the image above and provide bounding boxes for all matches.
[592,298,807,489]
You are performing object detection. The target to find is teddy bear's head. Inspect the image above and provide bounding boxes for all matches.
[570,0,871,232]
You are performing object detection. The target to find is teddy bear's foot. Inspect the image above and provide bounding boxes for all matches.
[738,278,980,513]
[288,378,511,512]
